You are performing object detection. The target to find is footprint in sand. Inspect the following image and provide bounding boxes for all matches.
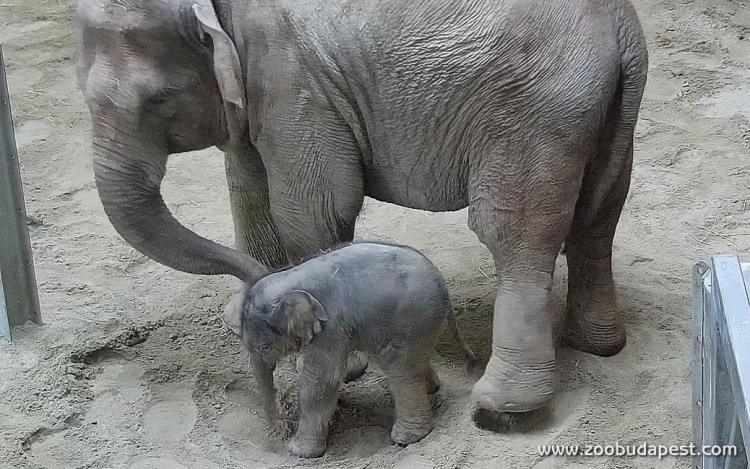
[89,354,145,404]
[142,383,197,446]
[216,407,267,444]
[220,380,290,461]
[332,427,393,459]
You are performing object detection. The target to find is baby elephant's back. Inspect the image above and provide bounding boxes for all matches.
[329,242,451,325]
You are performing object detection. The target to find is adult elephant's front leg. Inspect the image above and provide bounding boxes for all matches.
[471,269,558,420]
[262,113,369,381]
[261,117,365,263]
[224,146,288,268]
[467,152,583,429]
[221,147,287,331]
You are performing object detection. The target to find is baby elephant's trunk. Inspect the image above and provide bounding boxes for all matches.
[444,308,476,371]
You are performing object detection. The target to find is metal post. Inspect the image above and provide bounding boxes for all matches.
[702,261,720,469]
[0,43,42,341]
[693,260,709,469]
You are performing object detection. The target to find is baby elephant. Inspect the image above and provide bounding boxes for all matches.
[239,241,475,458]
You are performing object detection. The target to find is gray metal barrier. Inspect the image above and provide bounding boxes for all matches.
[692,254,750,469]
[0,43,42,341]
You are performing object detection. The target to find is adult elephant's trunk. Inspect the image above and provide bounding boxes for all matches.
[91,120,268,283]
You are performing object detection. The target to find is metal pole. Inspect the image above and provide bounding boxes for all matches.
[0,43,42,342]
[693,260,709,469]
[703,262,719,469]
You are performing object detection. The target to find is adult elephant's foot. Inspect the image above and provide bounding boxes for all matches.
[472,355,555,412]
[563,306,626,357]
[471,354,555,430]
[471,280,556,432]
[563,240,626,357]
[289,433,327,459]
[391,419,434,446]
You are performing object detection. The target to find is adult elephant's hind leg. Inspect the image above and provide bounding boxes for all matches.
[467,150,583,429]
[563,146,633,357]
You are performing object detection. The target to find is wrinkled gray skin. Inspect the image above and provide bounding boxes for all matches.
[75,0,648,428]
[240,241,475,458]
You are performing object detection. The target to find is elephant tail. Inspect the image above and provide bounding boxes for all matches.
[610,1,649,167]
[444,306,477,372]
[576,3,649,227]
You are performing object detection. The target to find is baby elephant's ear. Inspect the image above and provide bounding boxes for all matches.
[275,290,328,345]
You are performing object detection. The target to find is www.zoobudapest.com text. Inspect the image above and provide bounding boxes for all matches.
[538,442,737,459]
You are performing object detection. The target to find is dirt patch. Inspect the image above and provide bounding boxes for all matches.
[1,0,749,468]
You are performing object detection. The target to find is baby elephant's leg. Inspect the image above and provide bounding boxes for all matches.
[380,349,435,446]
[289,348,347,458]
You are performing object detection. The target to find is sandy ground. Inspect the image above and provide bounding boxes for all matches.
[1,0,749,468]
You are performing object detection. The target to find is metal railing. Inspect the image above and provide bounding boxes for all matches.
[0,43,42,341]
[692,254,750,469]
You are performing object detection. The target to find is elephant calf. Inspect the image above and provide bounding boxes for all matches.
[238,241,475,458]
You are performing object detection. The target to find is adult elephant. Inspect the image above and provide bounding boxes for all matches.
[76,0,648,427]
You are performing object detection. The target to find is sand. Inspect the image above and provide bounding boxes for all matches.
[0,0,748,467]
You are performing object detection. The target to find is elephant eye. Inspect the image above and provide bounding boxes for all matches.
[144,94,169,108]
[258,345,271,353]
[144,91,178,112]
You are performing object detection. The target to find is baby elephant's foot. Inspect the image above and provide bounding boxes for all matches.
[391,420,434,446]
[288,434,327,459]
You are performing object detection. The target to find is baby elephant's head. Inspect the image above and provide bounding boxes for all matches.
[242,289,330,365]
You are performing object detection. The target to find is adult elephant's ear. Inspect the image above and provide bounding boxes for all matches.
[192,3,244,110]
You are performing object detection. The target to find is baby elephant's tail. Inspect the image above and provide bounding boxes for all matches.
[444,307,476,371]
